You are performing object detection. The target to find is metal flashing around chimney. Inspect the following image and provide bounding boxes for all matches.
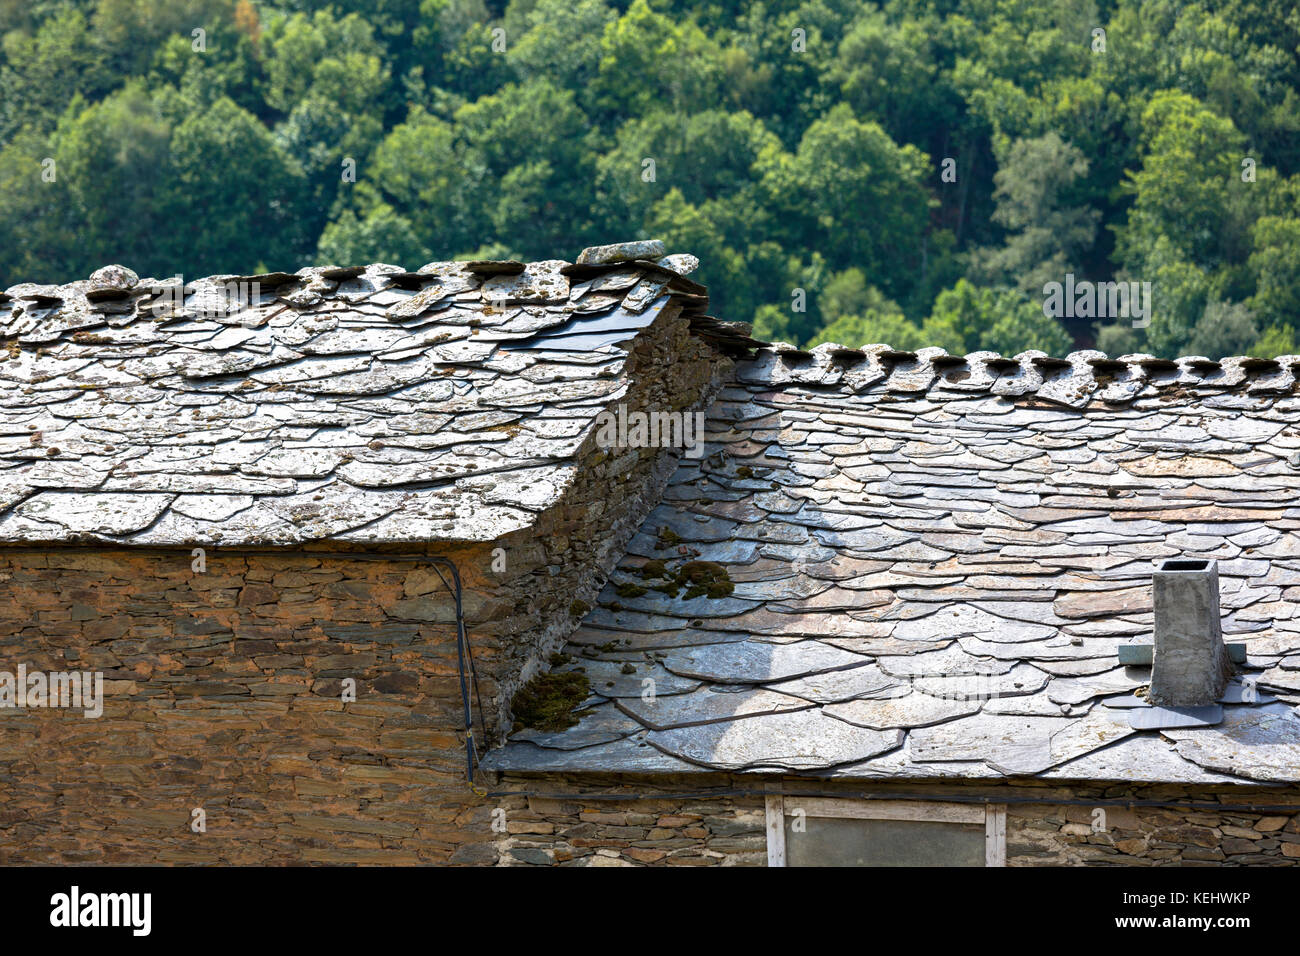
[1128,704,1223,729]
[1117,643,1248,666]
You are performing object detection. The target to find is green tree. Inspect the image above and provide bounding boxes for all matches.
[1186,299,1257,359]
[973,132,1100,294]
[809,311,950,352]
[91,0,234,79]
[317,202,430,267]
[595,109,780,231]
[1254,324,1297,358]
[509,0,615,108]
[454,79,597,256]
[0,126,80,284]
[760,103,931,301]
[0,8,111,141]
[830,5,953,151]
[979,302,1074,356]
[1129,237,1211,358]
[646,188,756,329]
[362,106,472,255]
[439,21,513,103]
[2,0,1297,369]
[592,0,724,119]
[927,279,1071,356]
[168,96,307,273]
[47,84,175,278]
[804,272,938,350]
[1249,215,1300,329]
[1117,91,1249,274]
[262,10,386,115]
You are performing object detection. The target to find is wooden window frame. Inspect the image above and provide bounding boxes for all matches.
[764,788,1006,867]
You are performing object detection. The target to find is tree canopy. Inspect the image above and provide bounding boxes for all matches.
[1,0,1297,359]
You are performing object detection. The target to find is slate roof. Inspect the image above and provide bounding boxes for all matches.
[10,245,1300,786]
[0,252,753,546]
[485,343,1300,785]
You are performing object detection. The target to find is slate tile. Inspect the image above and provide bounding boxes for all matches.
[825,690,981,729]
[617,686,812,730]
[646,709,903,771]
[661,639,870,684]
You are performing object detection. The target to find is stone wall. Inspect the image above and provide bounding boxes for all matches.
[1007,788,1300,866]
[489,775,1300,867]
[0,309,730,864]
[492,774,766,866]
[0,545,495,863]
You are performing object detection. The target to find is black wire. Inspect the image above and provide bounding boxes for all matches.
[428,556,488,782]
[429,561,488,748]
[428,557,477,781]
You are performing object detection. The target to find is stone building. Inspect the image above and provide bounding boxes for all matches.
[2,243,1300,865]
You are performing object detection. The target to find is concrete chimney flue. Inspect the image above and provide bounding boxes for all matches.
[1148,559,1233,707]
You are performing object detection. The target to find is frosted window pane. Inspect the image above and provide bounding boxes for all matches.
[784,816,985,867]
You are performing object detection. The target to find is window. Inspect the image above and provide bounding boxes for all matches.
[765,792,1006,867]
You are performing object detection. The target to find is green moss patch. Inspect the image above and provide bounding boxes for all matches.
[511,672,591,732]
[639,559,669,578]
[655,526,683,549]
[677,560,735,599]
[634,558,734,600]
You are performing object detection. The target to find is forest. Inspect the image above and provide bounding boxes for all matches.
[1,0,1297,359]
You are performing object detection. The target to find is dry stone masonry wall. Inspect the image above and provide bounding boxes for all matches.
[0,547,497,863]
[493,774,766,867]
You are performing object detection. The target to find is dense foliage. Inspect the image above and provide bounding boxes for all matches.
[1,0,1298,358]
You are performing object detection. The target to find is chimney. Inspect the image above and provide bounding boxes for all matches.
[1148,559,1232,707]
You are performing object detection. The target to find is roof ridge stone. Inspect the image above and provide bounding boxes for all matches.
[738,344,1300,405]
[1,254,765,354]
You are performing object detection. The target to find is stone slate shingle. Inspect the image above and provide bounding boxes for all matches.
[0,253,756,546]
[484,341,1300,784]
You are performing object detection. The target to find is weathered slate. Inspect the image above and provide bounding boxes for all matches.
[646,709,904,771]
[824,691,981,730]
[0,255,748,547]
